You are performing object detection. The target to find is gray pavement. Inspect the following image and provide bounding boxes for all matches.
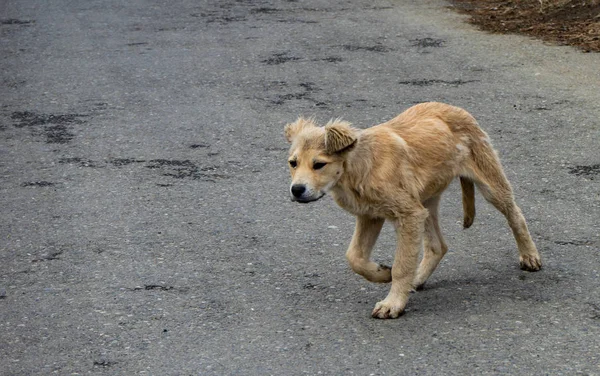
[1,0,599,374]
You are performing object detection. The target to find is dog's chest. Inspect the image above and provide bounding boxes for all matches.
[331,187,386,218]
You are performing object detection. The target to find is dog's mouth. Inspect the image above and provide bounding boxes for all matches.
[291,193,325,204]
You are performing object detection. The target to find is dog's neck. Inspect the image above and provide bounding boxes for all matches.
[330,149,374,216]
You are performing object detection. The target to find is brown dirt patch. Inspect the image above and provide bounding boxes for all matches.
[449,0,600,52]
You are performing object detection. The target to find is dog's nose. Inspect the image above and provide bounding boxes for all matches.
[291,184,306,198]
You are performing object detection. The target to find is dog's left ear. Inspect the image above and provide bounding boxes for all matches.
[325,120,357,154]
[284,117,313,143]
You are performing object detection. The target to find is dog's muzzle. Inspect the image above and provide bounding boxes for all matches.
[290,184,325,203]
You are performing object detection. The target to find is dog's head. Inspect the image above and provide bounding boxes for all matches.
[284,117,357,203]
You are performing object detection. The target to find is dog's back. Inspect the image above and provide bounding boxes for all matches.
[342,103,481,217]
[382,102,486,226]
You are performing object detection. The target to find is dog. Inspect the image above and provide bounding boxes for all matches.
[284,102,542,319]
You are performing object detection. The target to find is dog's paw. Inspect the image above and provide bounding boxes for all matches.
[519,254,542,271]
[371,297,407,319]
[375,264,392,283]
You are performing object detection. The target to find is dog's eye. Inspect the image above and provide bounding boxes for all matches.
[313,162,327,170]
[289,160,297,168]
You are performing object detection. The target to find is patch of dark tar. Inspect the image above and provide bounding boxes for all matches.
[313,56,343,63]
[21,181,56,187]
[59,157,99,168]
[411,37,446,48]
[568,164,600,178]
[271,92,310,105]
[340,44,391,53]
[134,285,174,291]
[250,7,281,14]
[147,159,197,178]
[299,82,320,91]
[341,98,386,110]
[11,111,88,144]
[298,7,349,12]
[192,11,247,24]
[223,0,255,5]
[156,183,173,187]
[589,303,600,320]
[32,249,64,263]
[110,158,146,166]
[364,5,394,10]
[262,52,301,65]
[398,79,478,87]
[156,27,182,32]
[262,80,288,89]
[146,159,229,181]
[11,111,86,128]
[554,240,594,246]
[126,42,148,46]
[189,143,210,149]
[200,165,219,172]
[1,19,34,25]
[44,124,74,144]
[276,18,318,24]
[265,81,325,107]
[2,78,26,88]
[93,360,117,368]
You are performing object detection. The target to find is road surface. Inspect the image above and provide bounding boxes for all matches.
[1,0,599,374]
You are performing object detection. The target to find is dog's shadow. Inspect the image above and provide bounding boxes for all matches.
[401,265,566,315]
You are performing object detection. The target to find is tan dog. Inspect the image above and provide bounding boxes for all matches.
[284,102,542,319]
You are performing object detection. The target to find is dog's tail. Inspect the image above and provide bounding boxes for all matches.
[460,177,475,228]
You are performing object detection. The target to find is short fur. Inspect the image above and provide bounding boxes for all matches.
[285,102,542,319]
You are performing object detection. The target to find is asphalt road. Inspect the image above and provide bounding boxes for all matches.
[1,0,599,374]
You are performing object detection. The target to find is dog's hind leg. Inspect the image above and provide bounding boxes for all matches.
[345,216,391,283]
[469,144,542,271]
[413,196,448,289]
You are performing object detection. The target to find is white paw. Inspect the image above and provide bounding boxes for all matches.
[520,254,542,271]
[371,297,407,319]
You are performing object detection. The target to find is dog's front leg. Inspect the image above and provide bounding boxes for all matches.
[372,210,427,319]
[345,215,390,283]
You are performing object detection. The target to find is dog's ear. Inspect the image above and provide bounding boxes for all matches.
[284,117,313,143]
[325,119,357,154]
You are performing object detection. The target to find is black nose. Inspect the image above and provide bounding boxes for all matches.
[291,184,306,198]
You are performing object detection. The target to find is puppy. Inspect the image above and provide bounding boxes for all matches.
[284,102,541,319]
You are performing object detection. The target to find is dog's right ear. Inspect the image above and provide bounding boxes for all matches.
[325,119,357,154]
[284,117,313,143]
